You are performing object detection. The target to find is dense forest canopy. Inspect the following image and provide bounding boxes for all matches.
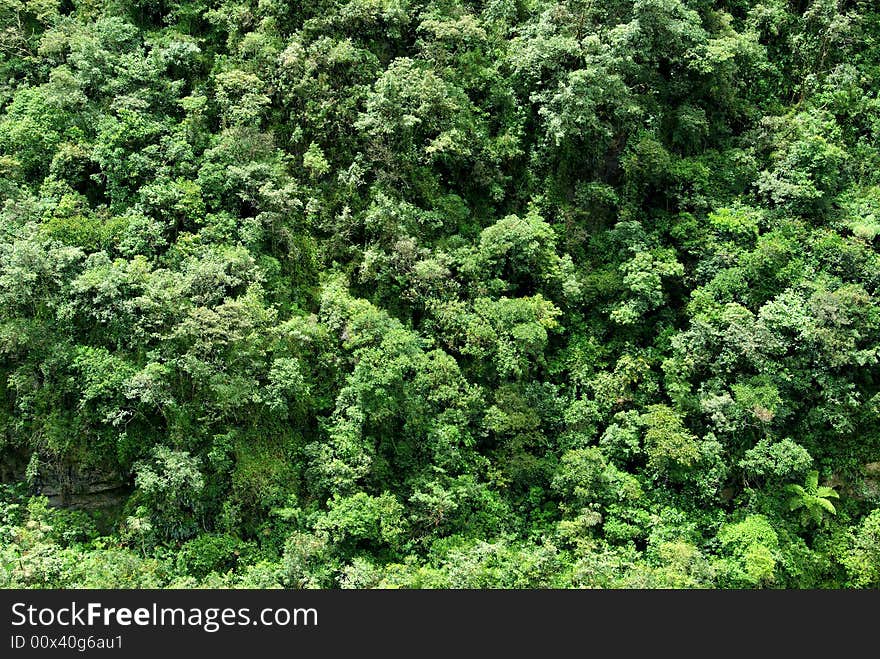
[1,0,880,588]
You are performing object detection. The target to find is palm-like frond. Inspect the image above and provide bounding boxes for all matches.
[816,486,839,500]
[785,484,806,497]
[784,472,840,526]
[815,497,837,515]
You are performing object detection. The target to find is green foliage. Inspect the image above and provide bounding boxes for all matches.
[785,470,840,528]
[176,533,251,579]
[842,509,880,588]
[716,515,779,587]
[133,447,205,543]
[641,405,701,479]
[739,438,813,480]
[2,0,880,589]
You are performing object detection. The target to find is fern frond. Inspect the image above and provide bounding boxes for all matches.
[816,487,839,499]
[816,498,837,515]
[786,484,806,497]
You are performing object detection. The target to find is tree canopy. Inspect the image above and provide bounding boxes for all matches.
[2,0,880,589]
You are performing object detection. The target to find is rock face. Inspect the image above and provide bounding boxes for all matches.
[0,447,28,485]
[35,463,132,510]
[2,449,131,510]
[864,462,880,501]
